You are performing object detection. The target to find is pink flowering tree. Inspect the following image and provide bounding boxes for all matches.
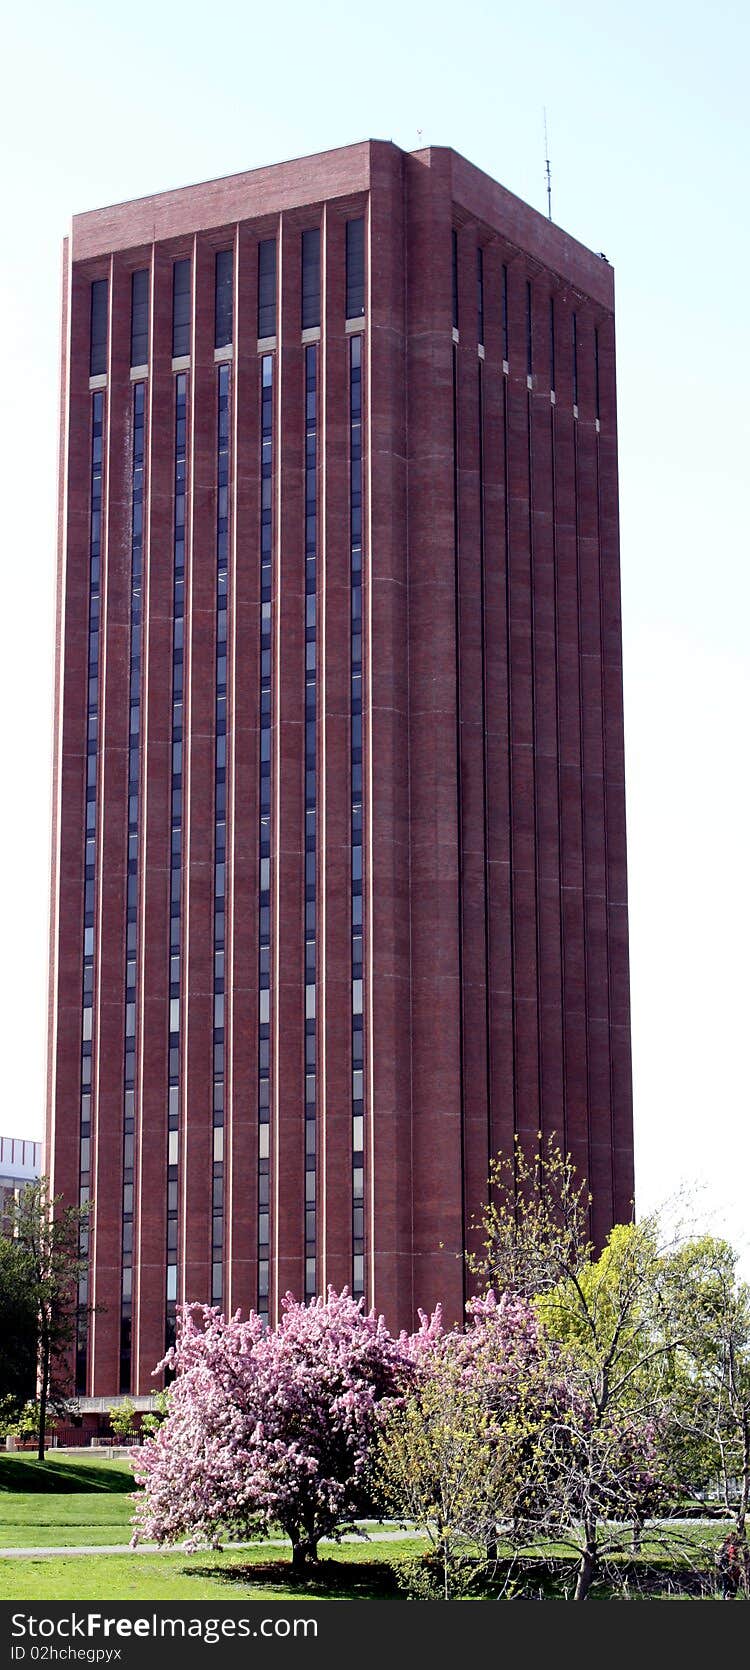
[132,1287,409,1569]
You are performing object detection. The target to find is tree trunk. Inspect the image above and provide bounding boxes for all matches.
[574,1523,597,1601]
[37,1332,49,1464]
[291,1537,318,1572]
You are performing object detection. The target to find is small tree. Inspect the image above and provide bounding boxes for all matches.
[467,1134,594,1304]
[6,1180,91,1461]
[140,1390,169,1439]
[468,1141,702,1599]
[378,1294,548,1597]
[133,1288,409,1569]
[108,1398,137,1445]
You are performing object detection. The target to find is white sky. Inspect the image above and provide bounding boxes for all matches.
[0,0,747,1272]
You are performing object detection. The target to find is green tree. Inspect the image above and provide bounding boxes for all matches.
[108,1398,137,1444]
[140,1390,169,1439]
[5,1180,91,1462]
[0,1231,38,1415]
[667,1237,750,1547]
[468,1140,705,1599]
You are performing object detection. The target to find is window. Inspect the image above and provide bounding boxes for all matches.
[346,218,365,319]
[526,280,533,377]
[258,240,276,339]
[572,311,579,406]
[130,270,149,367]
[350,331,365,1298]
[301,228,320,330]
[304,344,318,1300]
[172,259,191,358]
[595,326,600,418]
[215,249,233,349]
[452,230,459,331]
[90,280,108,376]
[164,372,187,1358]
[550,297,556,393]
[257,353,274,1314]
[502,264,509,362]
[477,247,484,345]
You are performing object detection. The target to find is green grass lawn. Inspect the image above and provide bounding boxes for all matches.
[0,1539,427,1601]
[0,1459,733,1601]
[0,1455,139,1547]
[0,1455,135,1493]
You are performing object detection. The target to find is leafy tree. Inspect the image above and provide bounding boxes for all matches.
[5,1180,91,1462]
[133,1288,409,1569]
[467,1134,594,1304]
[108,1398,137,1444]
[468,1141,698,1599]
[377,1292,552,1597]
[0,1232,38,1416]
[140,1390,169,1439]
[667,1237,750,1547]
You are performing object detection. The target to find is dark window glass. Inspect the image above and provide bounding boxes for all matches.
[477,247,484,344]
[90,280,108,376]
[502,264,509,361]
[595,326,600,417]
[301,228,321,330]
[452,229,459,330]
[550,296,556,392]
[346,218,365,319]
[130,270,149,367]
[526,280,533,376]
[572,311,579,405]
[172,259,191,358]
[215,249,233,349]
[258,240,277,338]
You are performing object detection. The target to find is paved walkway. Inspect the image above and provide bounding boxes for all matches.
[0,1529,412,1560]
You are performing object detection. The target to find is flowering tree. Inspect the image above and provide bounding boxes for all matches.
[132,1287,408,1568]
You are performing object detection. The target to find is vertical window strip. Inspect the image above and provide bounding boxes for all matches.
[304,345,318,1301]
[165,372,187,1353]
[212,362,230,1308]
[550,296,556,393]
[76,389,104,1393]
[215,250,233,350]
[130,271,149,368]
[172,260,191,360]
[452,229,459,331]
[477,246,484,345]
[258,242,277,340]
[90,280,108,377]
[594,326,600,419]
[346,219,365,320]
[301,229,321,331]
[350,334,365,1301]
[502,264,509,363]
[572,311,579,407]
[526,280,533,377]
[119,381,145,1393]
[257,354,274,1317]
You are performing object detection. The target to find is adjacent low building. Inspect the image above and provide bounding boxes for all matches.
[0,1135,41,1231]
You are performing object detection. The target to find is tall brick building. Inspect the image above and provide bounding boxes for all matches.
[46,140,633,1404]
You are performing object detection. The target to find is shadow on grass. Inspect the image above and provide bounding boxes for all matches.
[0,1457,135,1495]
[186,1559,401,1600]
[186,1552,725,1601]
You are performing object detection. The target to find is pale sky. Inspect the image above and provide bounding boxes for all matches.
[1,0,747,1269]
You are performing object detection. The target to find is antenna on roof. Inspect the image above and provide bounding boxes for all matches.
[544,107,552,221]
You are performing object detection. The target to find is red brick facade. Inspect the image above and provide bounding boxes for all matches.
[47,141,633,1399]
